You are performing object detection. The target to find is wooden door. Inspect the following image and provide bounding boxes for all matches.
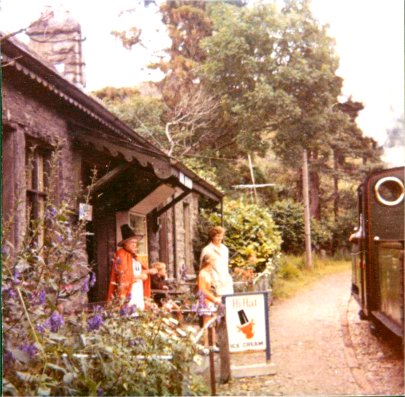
[89,210,116,303]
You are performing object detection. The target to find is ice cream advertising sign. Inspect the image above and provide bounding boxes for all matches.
[224,292,270,355]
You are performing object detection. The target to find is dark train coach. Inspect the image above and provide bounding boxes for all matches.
[350,166,404,339]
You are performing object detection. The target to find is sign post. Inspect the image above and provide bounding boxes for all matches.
[223,292,275,377]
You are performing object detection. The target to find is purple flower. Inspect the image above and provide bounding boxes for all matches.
[49,311,64,332]
[21,343,38,358]
[87,314,103,331]
[129,337,145,348]
[36,322,48,335]
[45,206,57,219]
[13,270,21,285]
[97,387,104,396]
[89,272,96,288]
[81,279,90,293]
[38,289,46,305]
[3,287,17,299]
[119,305,135,317]
[4,350,15,365]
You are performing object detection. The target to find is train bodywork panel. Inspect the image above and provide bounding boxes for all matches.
[351,166,404,338]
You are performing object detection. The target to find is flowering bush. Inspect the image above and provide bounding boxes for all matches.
[196,198,282,295]
[201,197,282,274]
[232,268,255,283]
[2,153,206,396]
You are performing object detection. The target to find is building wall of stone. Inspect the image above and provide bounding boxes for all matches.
[2,125,27,249]
[165,207,175,277]
[117,190,200,280]
[190,192,200,269]
[2,78,88,309]
[177,192,200,274]
[2,79,77,204]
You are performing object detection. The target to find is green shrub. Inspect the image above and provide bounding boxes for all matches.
[270,199,353,255]
[200,197,282,275]
[269,199,305,254]
[277,261,301,280]
[276,254,305,280]
[311,218,333,251]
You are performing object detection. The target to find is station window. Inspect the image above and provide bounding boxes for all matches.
[26,144,51,245]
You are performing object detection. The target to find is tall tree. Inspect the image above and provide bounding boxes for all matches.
[199,0,382,215]
[328,99,382,220]
[142,1,224,157]
[270,0,344,218]
[198,0,343,212]
[152,0,212,108]
[198,3,282,157]
[108,0,382,216]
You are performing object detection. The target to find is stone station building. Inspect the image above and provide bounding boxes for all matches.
[1,8,223,304]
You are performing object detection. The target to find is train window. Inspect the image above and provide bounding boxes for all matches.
[374,176,404,206]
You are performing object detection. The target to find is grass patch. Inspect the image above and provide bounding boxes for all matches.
[272,254,350,300]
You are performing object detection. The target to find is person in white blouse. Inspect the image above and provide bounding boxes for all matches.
[200,226,234,296]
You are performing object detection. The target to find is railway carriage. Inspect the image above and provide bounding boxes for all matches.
[350,166,404,339]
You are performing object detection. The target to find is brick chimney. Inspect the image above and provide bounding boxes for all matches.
[26,6,86,87]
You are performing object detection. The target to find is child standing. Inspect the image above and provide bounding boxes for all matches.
[150,262,169,307]
[150,262,182,319]
[198,253,221,347]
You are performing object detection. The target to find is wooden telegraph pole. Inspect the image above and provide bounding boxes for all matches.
[247,154,258,203]
[302,149,313,268]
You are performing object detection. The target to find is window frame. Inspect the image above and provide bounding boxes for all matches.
[26,142,52,243]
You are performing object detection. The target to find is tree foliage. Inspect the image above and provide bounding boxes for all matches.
[198,2,281,157]
[152,0,213,108]
[92,86,167,151]
[104,0,383,252]
[197,0,381,216]
[269,199,305,254]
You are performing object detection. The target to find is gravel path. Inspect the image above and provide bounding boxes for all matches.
[217,270,403,396]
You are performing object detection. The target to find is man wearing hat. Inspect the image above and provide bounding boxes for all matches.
[107,224,157,309]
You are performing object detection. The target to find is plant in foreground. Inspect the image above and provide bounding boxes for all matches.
[2,152,207,396]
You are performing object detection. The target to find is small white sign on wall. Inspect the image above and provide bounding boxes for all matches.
[79,203,93,221]
[224,292,270,357]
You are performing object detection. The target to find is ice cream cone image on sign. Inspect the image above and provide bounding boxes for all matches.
[237,309,255,339]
